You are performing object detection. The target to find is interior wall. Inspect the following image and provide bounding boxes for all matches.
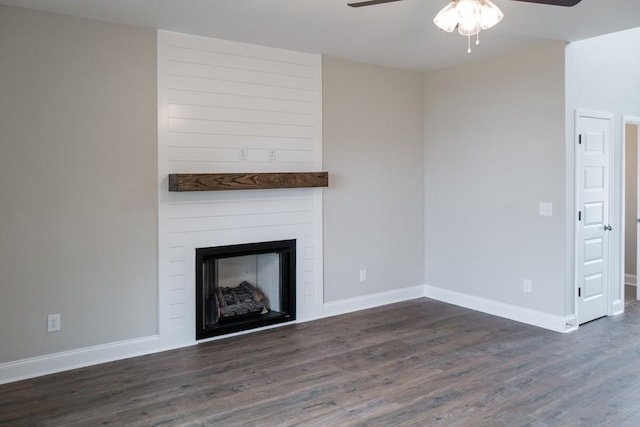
[0,6,158,363]
[322,57,424,302]
[566,27,640,313]
[424,42,567,316]
[625,124,638,278]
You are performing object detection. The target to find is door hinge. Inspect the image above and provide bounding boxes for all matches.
[578,287,581,297]
[578,134,582,145]
[578,211,582,221]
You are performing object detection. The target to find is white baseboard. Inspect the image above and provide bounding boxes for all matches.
[424,285,575,333]
[612,298,625,316]
[0,286,425,386]
[2,283,581,385]
[625,274,637,285]
[0,285,425,386]
[0,335,161,385]
[563,314,578,332]
[321,285,426,318]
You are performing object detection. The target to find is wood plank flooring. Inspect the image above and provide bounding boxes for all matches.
[2,297,640,426]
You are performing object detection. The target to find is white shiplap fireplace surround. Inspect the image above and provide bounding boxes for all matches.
[157,31,324,349]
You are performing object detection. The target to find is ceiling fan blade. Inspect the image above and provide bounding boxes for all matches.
[347,0,405,7]
[511,0,582,6]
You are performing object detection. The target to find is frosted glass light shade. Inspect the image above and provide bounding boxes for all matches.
[457,19,481,36]
[433,1,458,33]
[479,0,503,29]
[456,0,481,36]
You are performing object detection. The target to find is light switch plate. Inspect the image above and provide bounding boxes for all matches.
[539,202,553,217]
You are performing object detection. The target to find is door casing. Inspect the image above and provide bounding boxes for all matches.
[621,116,640,303]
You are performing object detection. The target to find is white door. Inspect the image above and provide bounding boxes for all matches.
[576,112,613,324]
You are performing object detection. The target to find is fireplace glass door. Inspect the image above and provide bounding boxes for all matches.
[196,240,295,339]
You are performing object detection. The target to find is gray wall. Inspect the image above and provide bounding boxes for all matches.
[0,6,158,363]
[323,57,425,302]
[424,42,567,316]
[625,124,638,277]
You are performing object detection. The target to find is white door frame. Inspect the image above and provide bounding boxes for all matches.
[621,115,640,302]
[574,109,616,324]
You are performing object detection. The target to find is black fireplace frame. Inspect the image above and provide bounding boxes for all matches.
[195,239,296,340]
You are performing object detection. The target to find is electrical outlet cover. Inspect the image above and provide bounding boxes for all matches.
[47,314,61,332]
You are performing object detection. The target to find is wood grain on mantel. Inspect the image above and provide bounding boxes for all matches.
[168,172,328,192]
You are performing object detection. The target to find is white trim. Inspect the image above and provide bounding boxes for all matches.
[0,335,161,385]
[612,299,624,316]
[196,320,297,345]
[424,285,575,333]
[564,315,578,331]
[321,285,426,319]
[157,31,172,349]
[623,116,640,303]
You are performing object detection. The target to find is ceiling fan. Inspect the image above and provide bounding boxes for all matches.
[348,0,581,7]
[348,0,582,53]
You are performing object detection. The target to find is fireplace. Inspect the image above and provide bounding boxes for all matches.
[195,240,296,339]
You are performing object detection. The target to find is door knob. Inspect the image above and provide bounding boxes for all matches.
[604,224,612,231]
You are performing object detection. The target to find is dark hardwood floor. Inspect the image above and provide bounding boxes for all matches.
[2,297,640,426]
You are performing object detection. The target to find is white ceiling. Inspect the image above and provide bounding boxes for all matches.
[1,0,639,71]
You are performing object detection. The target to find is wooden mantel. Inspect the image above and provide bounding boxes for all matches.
[168,172,329,192]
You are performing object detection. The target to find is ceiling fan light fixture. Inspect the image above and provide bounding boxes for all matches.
[433,0,503,51]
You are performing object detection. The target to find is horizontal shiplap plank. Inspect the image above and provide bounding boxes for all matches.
[168,147,314,164]
[168,260,186,277]
[303,259,315,274]
[167,43,316,78]
[168,211,315,234]
[168,146,239,163]
[167,89,316,115]
[168,288,187,305]
[304,245,315,260]
[167,132,316,151]
[168,104,316,127]
[166,161,316,174]
[165,32,317,67]
[167,245,186,262]
[271,149,315,163]
[167,275,187,292]
[304,282,316,296]
[167,224,314,252]
[167,60,314,91]
[168,117,315,139]
[304,270,315,285]
[167,198,315,219]
[168,302,187,320]
[167,75,314,103]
